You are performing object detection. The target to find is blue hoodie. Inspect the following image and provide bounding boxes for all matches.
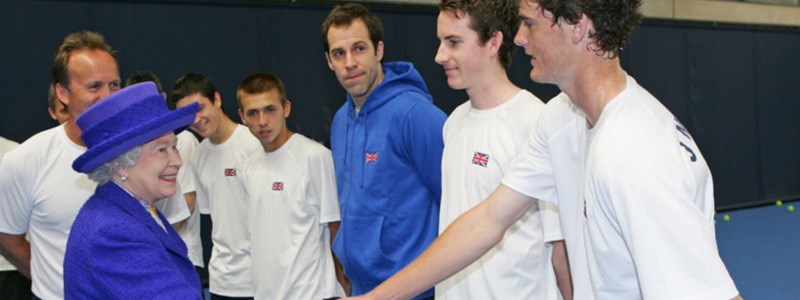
[330,62,445,298]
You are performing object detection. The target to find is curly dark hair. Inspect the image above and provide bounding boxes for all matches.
[534,0,642,58]
[440,0,520,68]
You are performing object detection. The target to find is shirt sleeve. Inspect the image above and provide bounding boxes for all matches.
[155,185,190,225]
[402,102,447,202]
[309,147,340,224]
[502,111,557,204]
[177,133,199,194]
[539,199,564,243]
[191,155,210,215]
[0,148,33,234]
[177,153,196,195]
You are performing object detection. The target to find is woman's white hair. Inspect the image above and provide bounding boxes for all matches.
[87,146,142,184]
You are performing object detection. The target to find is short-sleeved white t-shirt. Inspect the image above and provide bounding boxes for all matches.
[175,130,203,267]
[153,184,190,225]
[0,125,94,299]
[0,136,17,160]
[437,90,562,299]
[502,93,595,300]
[245,133,344,299]
[191,124,261,296]
[0,136,20,272]
[583,76,738,299]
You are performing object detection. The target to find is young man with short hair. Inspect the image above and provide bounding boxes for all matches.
[172,73,261,300]
[238,72,346,299]
[434,0,570,298]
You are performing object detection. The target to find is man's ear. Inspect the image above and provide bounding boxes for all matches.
[238,108,247,126]
[376,41,385,62]
[55,83,70,106]
[325,52,334,70]
[283,100,292,118]
[489,31,503,53]
[487,30,504,60]
[213,92,222,108]
[571,13,591,45]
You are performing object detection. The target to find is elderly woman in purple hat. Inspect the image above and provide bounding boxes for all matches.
[63,82,201,299]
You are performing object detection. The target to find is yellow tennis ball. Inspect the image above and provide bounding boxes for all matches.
[788,205,795,212]
[723,214,730,221]
[776,200,783,206]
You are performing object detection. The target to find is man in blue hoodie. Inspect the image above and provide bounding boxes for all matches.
[322,3,447,299]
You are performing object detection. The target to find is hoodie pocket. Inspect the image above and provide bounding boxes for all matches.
[333,214,397,290]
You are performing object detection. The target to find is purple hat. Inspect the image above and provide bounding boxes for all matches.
[72,82,199,174]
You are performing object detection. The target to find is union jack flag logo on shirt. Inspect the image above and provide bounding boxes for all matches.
[472,151,489,167]
[224,168,237,176]
[272,182,284,191]
[365,152,378,163]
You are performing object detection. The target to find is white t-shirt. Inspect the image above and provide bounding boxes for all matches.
[436,90,562,299]
[503,93,595,300]
[153,183,190,225]
[0,125,192,299]
[244,134,344,299]
[0,136,18,160]
[175,130,203,267]
[583,76,738,299]
[0,136,20,272]
[0,125,94,299]
[191,124,261,296]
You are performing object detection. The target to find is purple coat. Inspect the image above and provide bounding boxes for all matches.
[64,182,201,299]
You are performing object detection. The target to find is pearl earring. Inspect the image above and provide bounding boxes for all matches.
[121,175,128,182]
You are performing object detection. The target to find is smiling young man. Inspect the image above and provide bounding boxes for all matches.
[321,3,447,299]
[433,0,570,299]
[171,73,261,300]
[346,1,742,299]
[237,73,346,299]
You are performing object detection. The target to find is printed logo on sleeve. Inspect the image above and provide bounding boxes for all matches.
[224,168,237,177]
[272,182,284,191]
[675,119,697,162]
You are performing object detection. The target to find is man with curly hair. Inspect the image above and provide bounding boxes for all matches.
[346,0,741,299]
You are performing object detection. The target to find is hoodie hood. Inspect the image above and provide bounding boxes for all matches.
[346,61,432,115]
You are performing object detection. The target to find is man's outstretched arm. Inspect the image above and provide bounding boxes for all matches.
[350,184,536,300]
